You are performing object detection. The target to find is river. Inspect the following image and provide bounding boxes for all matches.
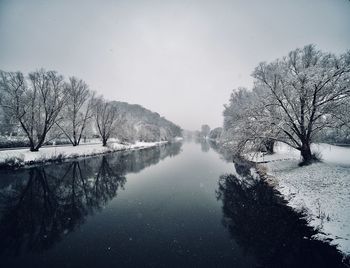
[0,141,346,267]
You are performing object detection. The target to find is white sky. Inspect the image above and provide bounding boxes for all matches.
[1,0,349,130]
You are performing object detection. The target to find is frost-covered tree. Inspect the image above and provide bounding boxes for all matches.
[222,87,277,155]
[56,77,94,146]
[112,101,182,142]
[209,127,223,140]
[0,70,67,151]
[135,122,161,142]
[94,98,122,146]
[252,45,350,164]
[201,124,211,138]
[0,106,16,135]
[223,45,350,164]
[223,88,253,153]
[116,121,137,143]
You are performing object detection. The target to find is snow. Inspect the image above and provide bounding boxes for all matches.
[0,141,168,167]
[250,142,350,255]
[174,136,184,141]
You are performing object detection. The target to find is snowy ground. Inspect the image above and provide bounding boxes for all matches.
[249,143,350,255]
[0,141,168,168]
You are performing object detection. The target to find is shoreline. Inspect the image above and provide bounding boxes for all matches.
[247,142,350,259]
[254,165,350,266]
[0,141,169,169]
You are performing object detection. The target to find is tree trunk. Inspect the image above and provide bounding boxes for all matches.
[300,141,313,165]
[33,131,48,152]
[34,139,44,151]
[264,139,275,154]
[102,139,107,147]
[29,140,38,152]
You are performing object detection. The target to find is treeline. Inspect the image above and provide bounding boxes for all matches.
[0,69,182,151]
[221,44,350,165]
[183,125,223,141]
[113,101,182,143]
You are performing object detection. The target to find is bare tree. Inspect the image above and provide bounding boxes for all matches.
[0,69,67,151]
[56,77,94,146]
[94,98,121,146]
[252,45,350,164]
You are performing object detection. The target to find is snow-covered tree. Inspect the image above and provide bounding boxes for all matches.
[0,106,17,135]
[223,45,350,164]
[94,97,122,146]
[252,45,350,164]
[201,124,211,138]
[209,127,223,141]
[0,69,67,151]
[222,87,277,154]
[135,122,161,142]
[116,121,137,143]
[112,101,182,142]
[56,77,94,146]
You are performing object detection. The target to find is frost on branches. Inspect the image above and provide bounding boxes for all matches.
[223,45,350,165]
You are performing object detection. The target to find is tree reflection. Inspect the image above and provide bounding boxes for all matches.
[200,141,210,152]
[206,140,234,162]
[0,142,182,256]
[217,163,347,267]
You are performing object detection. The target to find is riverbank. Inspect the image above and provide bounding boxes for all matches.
[249,143,350,257]
[0,141,168,169]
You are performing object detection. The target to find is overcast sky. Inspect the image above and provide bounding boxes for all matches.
[0,0,349,130]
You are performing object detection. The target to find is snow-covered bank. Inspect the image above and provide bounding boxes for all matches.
[0,141,168,168]
[250,143,350,255]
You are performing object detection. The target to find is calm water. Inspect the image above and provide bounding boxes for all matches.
[0,141,346,267]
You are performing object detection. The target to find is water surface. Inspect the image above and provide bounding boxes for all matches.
[0,142,346,267]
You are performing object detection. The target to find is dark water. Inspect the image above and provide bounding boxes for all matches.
[0,141,347,267]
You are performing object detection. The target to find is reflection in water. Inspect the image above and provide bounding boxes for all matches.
[0,142,182,257]
[200,141,210,152]
[217,162,347,267]
[206,140,234,162]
